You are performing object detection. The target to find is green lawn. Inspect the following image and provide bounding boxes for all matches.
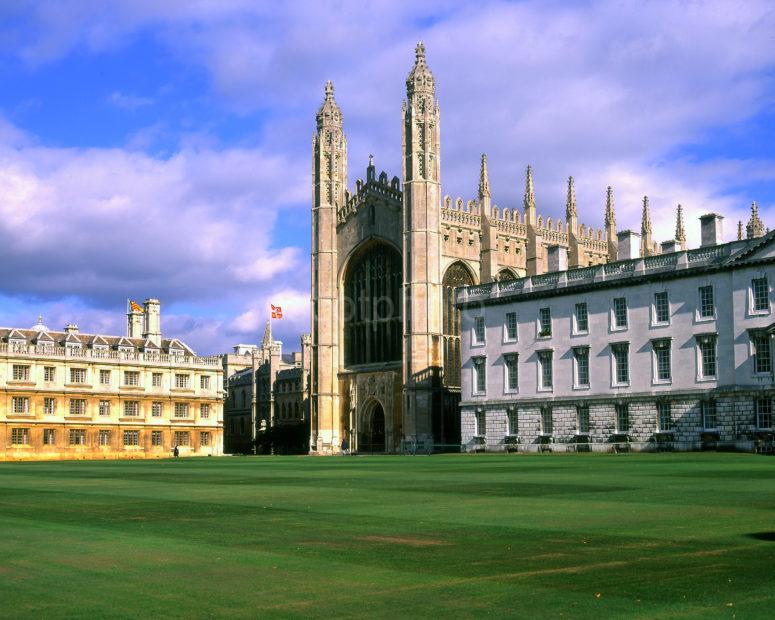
[1,454,774,618]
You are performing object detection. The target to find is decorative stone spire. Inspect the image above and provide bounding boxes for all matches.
[565,176,577,220]
[261,319,272,348]
[641,196,653,256]
[604,186,617,262]
[746,201,765,239]
[524,165,535,211]
[738,220,744,240]
[478,154,491,198]
[315,80,342,131]
[406,41,435,101]
[675,204,687,250]
[604,186,615,229]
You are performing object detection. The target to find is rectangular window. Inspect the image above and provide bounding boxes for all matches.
[576,405,590,434]
[11,428,29,445]
[43,428,55,445]
[69,368,86,384]
[504,355,518,392]
[756,399,773,429]
[657,402,673,432]
[151,431,163,446]
[12,364,30,381]
[99,400,110,416]
[507,408,518,435]
[99,369,111,385]
[12,397,29,414]
[123,430,139,447]
[99,430,111,446]
[474,316,486,344]
[473,358,486,395]
[654,340,672,381]
[44,398,56,415]
[613,298,628,328]
[174,402,189,418]
[174,374,190,389]
[752,332,772,374]
[174,431,190,446]
[538,351,553,389]
[505,312,518,341]
[616,404,629,433]
[69,429,86,446]
[753,277,769,311]
[654,291,669,323]
[538,308,552,337]
[540,407,553,435]
[200,376,210,389]
[152,373,162,387]
[123,401,140,417]
[200,404,210,419]
[44,366,56,382]
[574,347,590,387]
[701,400,717,430]
[152,402,162,417]
[575,303,589,333]
[699,285,714,318]
[123,371,139,386]
[475,410,486,436]
[613,344,629,384]
[69,399,86,416]
[698,336,717,379]
[200,432,211,447]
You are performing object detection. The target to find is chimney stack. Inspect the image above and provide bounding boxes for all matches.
[661,239,680,254]
[546,245,568,272]
[617,230,641,260]
[700,213,724,246]
[142,298,162,346]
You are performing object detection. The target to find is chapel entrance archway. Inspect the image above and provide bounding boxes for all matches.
[359,400,386,454]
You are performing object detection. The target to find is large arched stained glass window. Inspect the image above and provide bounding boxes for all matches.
[343,243,402,366]
[442,262,475,387]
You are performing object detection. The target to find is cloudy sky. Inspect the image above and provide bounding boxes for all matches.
[0,0,773,354]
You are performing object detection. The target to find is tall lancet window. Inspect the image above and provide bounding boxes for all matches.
[442,262,475,387]
[343,243,402,366]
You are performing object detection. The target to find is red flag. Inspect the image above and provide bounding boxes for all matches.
[271,304,283,319]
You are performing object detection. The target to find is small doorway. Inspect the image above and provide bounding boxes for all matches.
[360,401,386,454]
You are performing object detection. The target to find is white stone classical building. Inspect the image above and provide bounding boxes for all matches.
[0,299,224,460]
[458,206,775,452]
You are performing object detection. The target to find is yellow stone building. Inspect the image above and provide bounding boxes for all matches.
[0,299,223,461]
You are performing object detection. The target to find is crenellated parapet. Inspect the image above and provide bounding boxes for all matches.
[336,162,402,227]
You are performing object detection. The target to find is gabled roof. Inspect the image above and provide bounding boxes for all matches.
[90,335,109,347]
[142,338,160,350]
[62,333,81,345]
[33,331,55,344]
[727,229,775,264]
[7,329,26,341]
[115,337,134,349]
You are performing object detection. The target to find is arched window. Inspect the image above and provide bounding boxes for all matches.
[241,390,246,409]
[497,268,516,281]
[343,243,402,366]
[442,262,475,387]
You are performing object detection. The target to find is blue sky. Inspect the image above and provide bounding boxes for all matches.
[0,0,773,354]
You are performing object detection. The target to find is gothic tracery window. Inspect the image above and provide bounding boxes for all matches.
[344,243,402,366]
[442,262,475,387]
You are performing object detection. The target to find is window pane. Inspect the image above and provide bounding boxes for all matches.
[699,286,714,318]
[613,298,627,328]
[753,277,769,311]
[654,292,669,323]
[575,303,588,332]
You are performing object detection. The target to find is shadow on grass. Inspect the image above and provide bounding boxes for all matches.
[747,532,775,542]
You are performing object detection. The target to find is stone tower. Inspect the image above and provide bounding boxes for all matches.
[402,42,443,444]
[310,80,347,452]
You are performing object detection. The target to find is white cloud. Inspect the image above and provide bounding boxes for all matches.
[109,91,155,110]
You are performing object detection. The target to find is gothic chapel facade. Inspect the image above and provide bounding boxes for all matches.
[310,44,614,454]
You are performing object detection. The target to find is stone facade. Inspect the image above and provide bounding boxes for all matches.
[458,210,775,452]
[310,44,616,454]
[223,322,311,453]
[1,300,224,461]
